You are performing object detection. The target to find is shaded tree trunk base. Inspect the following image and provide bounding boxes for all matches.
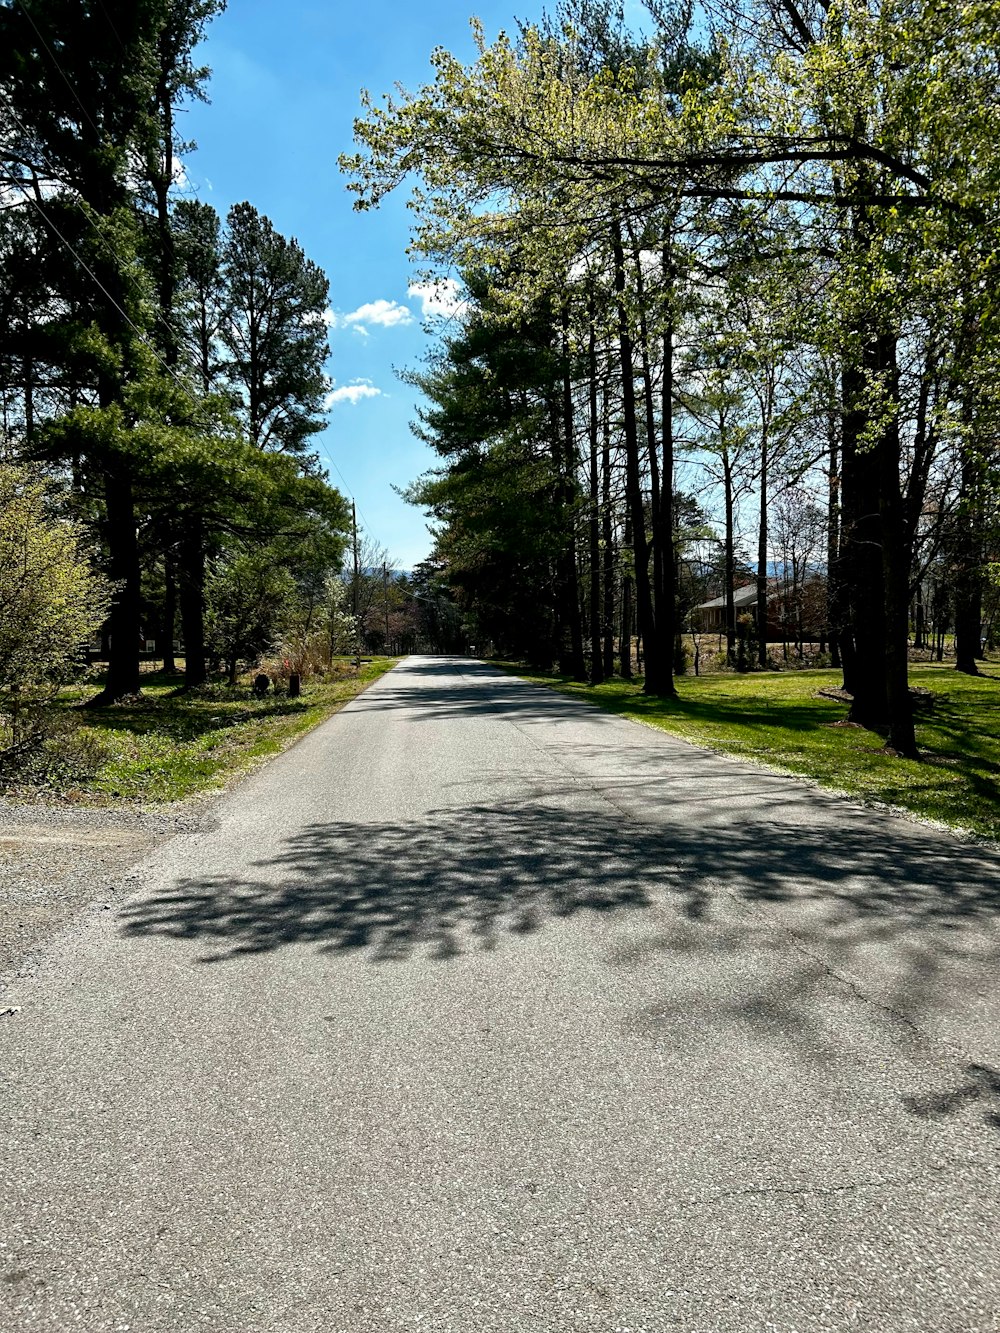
[642,672,677,699]
[836,692,921,759]
[81,687,142,709]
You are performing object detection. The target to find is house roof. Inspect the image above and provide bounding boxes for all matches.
[696,584,759,611]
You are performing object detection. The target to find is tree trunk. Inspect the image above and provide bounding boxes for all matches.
[601,387,616,679]
[955,583,983,674]
[638,329,665,654]
[756,428,769,669]
[756,369,775,671]
[657,285,678,698]
[587,312,604,684]
[179,514,207,688]
[152,56,179,368]
[826,400,843,669]
[557,311,586,681]
[954,439,984,675]
[722,447,736,665]
[620,515,633,680]
[630,243,674,697]
[840,335,916,753]
[611,225,658,694]
[839,356,886,723]
[162,561,177,672]
[88,466,142,704]
[879,378,918,756]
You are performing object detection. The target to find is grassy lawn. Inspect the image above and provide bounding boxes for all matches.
[19,657,398,804]
[501,662,1000,843]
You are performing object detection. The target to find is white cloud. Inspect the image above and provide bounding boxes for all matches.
[408,279,469,321]
[172,155,188,189]
[342,298,413,329]
[324,379,382,408]
[303,307,337,329]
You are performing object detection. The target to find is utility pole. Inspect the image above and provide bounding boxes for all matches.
[352,501,360,670]
[383,560,390,655]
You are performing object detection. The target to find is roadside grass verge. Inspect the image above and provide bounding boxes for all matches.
[499,662,1000,843]
[11,657,398,805]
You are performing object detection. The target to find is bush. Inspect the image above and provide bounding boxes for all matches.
[0,466,111,758]
[205,553,297,682]
[673,636,692,676]
[261,628,330,687]
[0,710,113,785]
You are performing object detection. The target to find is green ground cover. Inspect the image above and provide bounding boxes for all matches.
[504,663,1000,843]
[18,658,398,804]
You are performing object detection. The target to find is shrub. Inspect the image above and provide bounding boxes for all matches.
[0,710,113,785]
[268,628,331,684]
[0,466,111,759]
[204,553,297,683]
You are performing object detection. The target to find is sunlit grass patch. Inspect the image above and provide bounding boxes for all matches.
[18,657,399,805]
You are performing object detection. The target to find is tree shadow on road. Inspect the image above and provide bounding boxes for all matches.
[902,1064,1000,1127]
[120,792,1000,1131]
[120,794,1000,970]
[121,804,661,965]
[345,658,621,726]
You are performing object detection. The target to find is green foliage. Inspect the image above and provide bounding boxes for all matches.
[221,201,332,453]
[343,0,1000,748]
[173,198,226,391]
[0,1,346,709]
[402,272,576,661]
[205,551,297,677]
[0,466,111,751]
[33,660,399,803]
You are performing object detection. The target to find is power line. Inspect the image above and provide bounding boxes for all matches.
[14,183,204,411]
[313,438,402,567]
[0,91,188,358]
[18,182,391,554]
[18,190,400,572]
[7,120,370,521]
[13,0,101,138]
[316,441,375,532]
[0,71,191,397]
[92,0,128,54]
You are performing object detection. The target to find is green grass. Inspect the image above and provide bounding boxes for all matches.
[500,662,1000,843]
[33,658,398,804]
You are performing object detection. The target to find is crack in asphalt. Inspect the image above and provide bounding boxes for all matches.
[678,1158,972,1213]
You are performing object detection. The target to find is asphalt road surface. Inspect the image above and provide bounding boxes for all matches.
[4,655,1000,1333]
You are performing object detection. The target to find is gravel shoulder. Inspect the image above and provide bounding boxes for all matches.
[0,798,214,994]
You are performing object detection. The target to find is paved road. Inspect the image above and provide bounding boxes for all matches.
[4,656,1000,1333]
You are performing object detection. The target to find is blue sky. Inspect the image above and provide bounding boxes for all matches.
[179,1,574,569]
